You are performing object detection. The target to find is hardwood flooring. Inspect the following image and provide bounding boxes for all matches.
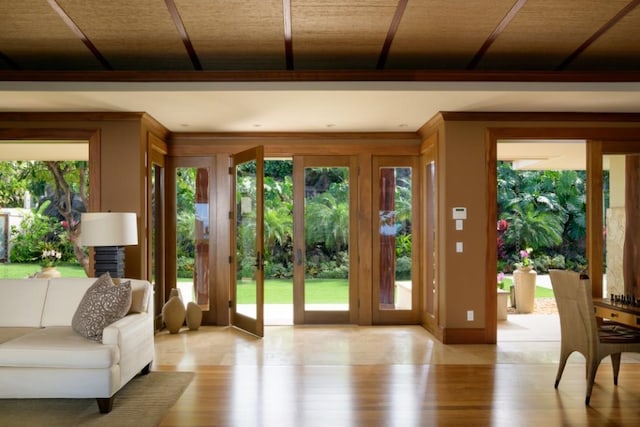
[154,321,640,426]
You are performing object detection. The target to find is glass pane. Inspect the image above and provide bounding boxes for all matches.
[304,167,349,311]
[236,161,258,318]
[604,154,628,300]
[151,165,163,289]
[176,167,210,311]
[378,166,412,310]
[425,162,436,315]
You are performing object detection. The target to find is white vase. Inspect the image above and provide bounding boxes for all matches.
[162,294,186,334]
[186,302,203,331]
[513,267,537,313]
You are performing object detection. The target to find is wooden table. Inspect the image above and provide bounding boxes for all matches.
[593,298,640,329]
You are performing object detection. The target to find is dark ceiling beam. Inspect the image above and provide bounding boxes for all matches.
[377,0,409,70]
[46,0,113,70]
[466,0,528,70]
[556,0,640,71]
[283,0,294,70]
[0,52,21,70]
[1,70,640,83]
[165,0,202,71]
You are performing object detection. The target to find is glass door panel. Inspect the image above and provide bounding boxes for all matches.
[293,156,356,324]
[175,167,211,311]
[231,147,264,337]
[304,166,350,311]
[424,160,436,316]
[151,162,164,325]
[378,166,413,310]
[372,156,419,324]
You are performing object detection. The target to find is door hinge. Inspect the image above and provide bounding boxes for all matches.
[228,166,233,174]
[228,300,233,308]
[228,255,233,264]
[229,211,233,220]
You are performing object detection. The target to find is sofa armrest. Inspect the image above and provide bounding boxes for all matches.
[102,312,154,384]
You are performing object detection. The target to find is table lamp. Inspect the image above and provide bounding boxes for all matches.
[80,212,138,278]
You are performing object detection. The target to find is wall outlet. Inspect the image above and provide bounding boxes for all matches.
[467,310,474,321]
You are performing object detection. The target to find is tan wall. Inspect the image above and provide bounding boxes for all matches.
[441,121,489,329]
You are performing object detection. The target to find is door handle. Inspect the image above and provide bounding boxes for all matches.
[296,249,303,266]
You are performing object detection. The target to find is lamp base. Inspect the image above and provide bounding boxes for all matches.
[94,246,126,278]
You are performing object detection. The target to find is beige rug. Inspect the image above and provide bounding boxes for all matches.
[0,371,194,427]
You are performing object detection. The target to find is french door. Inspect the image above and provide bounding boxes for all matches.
[372,156,420,324]
[292,156,358,324]
[230,147,265,337]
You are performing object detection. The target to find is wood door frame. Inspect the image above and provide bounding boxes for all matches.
[487,127,640,344]
[230,146,264,337]
[371,155,421,325]
[420,137,438,332]
[292,155,358,324]
[148,133,167,329]
[166,156,217,325]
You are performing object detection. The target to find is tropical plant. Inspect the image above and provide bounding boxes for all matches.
[9,200,71,263]
[497,162,588,273]
[501,203,563,252]
[305,181,349,252]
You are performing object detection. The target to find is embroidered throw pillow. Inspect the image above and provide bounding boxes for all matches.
[71,273,132,342]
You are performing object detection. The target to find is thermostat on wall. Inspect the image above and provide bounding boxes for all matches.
[452,207,467,220]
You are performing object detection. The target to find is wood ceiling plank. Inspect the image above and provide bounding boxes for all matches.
[0,0,103,70]
[386,0,517,69]
[478,0,630,70]
[175,0,286,70]
[57,0,193,70]
[567,4,640,71]
[292,0,398,70]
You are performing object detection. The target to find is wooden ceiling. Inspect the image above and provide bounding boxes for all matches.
[1,0,640,75]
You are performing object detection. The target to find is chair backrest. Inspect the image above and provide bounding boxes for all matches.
[549,269,598,358]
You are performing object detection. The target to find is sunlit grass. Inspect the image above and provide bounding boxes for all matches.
[499,277,554,298]
[0,263,87,279]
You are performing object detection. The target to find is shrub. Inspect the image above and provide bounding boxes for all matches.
[395,256,412,280]
[177,256,194,278]
[9,204,74,263]
[265,262,292,279]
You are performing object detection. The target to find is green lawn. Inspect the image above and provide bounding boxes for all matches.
[235,278,349,304]
[500,278,554,298]
[0,263,87,279]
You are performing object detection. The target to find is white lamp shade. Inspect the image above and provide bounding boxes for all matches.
[80,212,138,246]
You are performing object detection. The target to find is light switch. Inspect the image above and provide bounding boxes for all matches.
[456,242,463,253]
[455,219,463,230]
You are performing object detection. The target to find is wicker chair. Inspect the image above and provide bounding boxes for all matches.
[549,269,640,404]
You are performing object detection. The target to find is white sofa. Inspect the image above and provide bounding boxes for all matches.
[0,277,154,413]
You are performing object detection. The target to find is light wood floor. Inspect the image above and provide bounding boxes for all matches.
[154,317,640,427]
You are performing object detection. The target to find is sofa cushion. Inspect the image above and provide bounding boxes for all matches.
[71,274,132,342]
[125,279,151,314]
[41,278,95,327]
[0,327,40,344]
[0,279,49,327]
[0,326,119,369]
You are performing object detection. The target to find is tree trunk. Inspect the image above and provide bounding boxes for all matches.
[44,162,90,276]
